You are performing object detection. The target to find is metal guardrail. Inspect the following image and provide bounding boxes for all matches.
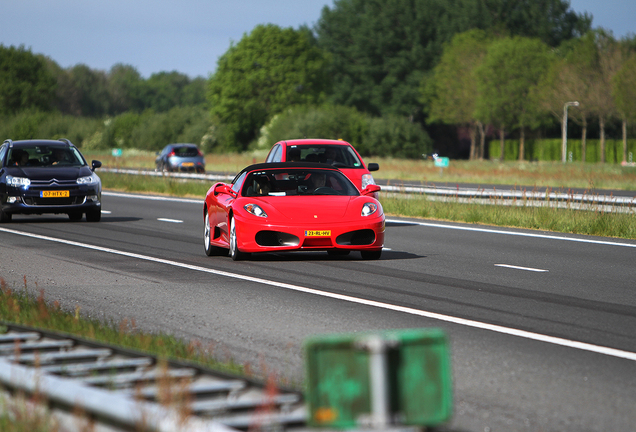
[101,168,636,213]
[0,322,306,432]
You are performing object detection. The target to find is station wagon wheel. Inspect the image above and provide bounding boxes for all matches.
[229,215,248,261]
[0,208,12,223]
[86,209,101,222]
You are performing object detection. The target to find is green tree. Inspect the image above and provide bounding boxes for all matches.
[612,53,636,163]
[107,64,146,114]
[53,64,110,116]
[0,45,56,114]
[424,29,491,160]
[475,36,552,161]
[316,0,590,122]
[207,24,330,151]
[144,71,205,112]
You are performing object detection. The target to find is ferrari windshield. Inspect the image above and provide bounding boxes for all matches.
[242,169,360,197]
[7,145,86,167]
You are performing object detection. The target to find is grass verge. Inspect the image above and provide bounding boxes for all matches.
[0,278,245,377]
[381,194,636,239]
[85,149,636,191]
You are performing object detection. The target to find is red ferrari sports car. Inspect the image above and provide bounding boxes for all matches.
[203,162,385,260]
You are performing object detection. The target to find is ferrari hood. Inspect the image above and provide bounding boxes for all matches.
[263,196,353,221]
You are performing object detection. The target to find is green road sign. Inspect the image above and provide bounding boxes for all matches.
[434,157,449,168]
[304,328,452,429]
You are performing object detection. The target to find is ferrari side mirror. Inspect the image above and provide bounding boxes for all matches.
[362,184,381,195]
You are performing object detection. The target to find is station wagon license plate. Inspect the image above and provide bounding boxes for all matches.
[41,190,69,198]
[305,230,331,237]
[181,162,194,167]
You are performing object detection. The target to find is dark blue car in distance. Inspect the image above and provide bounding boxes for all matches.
[0,139,102,222]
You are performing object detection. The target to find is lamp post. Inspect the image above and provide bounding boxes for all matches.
[562,101,579,163]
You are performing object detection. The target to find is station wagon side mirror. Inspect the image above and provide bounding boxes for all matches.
[362,184,381,195]
[367,163,379,172]
[91,160,102,171]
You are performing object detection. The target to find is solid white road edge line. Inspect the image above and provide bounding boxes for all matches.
[495,264,549,272]
[1,226,635,362]
[386,218,636,248]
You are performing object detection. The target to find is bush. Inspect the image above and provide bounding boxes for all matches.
[0,111,103,147]
[257,105,368,150]
[256,104,431,158]
[365,115,432,158]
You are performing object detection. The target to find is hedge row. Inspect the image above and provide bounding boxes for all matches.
[489,138,636,163]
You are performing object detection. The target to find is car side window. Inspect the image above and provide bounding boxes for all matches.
[266,145,280,163]
[0,145,7,166]
[232,172,247,194]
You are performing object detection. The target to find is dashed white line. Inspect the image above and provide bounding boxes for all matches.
[157,218,183,223]
[1,226,635,363]
[495,264,549,272]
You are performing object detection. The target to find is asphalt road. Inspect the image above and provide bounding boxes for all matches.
[0,190,634,432]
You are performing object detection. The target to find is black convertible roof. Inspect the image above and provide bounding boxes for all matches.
[232,162,341,183]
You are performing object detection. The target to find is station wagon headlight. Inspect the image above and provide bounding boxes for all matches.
[361,202,378,216]
[244,203,268,218]
[77,175,97,185]
[6,176,30,188]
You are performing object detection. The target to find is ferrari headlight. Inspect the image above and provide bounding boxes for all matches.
[6,176,31,188]
[77,175,97,185]
[244,203,268,218]
[361,173,376,190]
[361,202,378,216]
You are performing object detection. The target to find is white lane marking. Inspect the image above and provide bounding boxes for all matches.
[495,264,549,272]
[103,191,202,204]
[387,219,636,248]
[101,211,112,214]
[157,218,183,223]
[1,227,635,363]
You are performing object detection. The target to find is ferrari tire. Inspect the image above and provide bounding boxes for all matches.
[204,212,225,256]
[86,209,101,222]
[360,249,382,260]
[229,215,248,261]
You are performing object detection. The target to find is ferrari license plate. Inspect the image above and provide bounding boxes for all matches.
[182,162,194,167]
[41,190,69,198]
[305,230,331,237]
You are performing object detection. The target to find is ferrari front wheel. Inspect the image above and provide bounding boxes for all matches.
[229,216,248,261]
[204,212,224,256]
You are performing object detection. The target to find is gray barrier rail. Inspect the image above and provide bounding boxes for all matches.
[101,168,636,213]
[0,322,306,432]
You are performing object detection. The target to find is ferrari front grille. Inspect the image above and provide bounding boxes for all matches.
[336,229,376,246]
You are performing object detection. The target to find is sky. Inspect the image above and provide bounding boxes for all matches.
[2,0,635,79]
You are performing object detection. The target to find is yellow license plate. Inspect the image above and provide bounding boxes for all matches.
[182,162,194,167]
[41,190,69,198]
[305,230,331,237]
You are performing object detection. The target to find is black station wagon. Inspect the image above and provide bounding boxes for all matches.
[0,139,102,222]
